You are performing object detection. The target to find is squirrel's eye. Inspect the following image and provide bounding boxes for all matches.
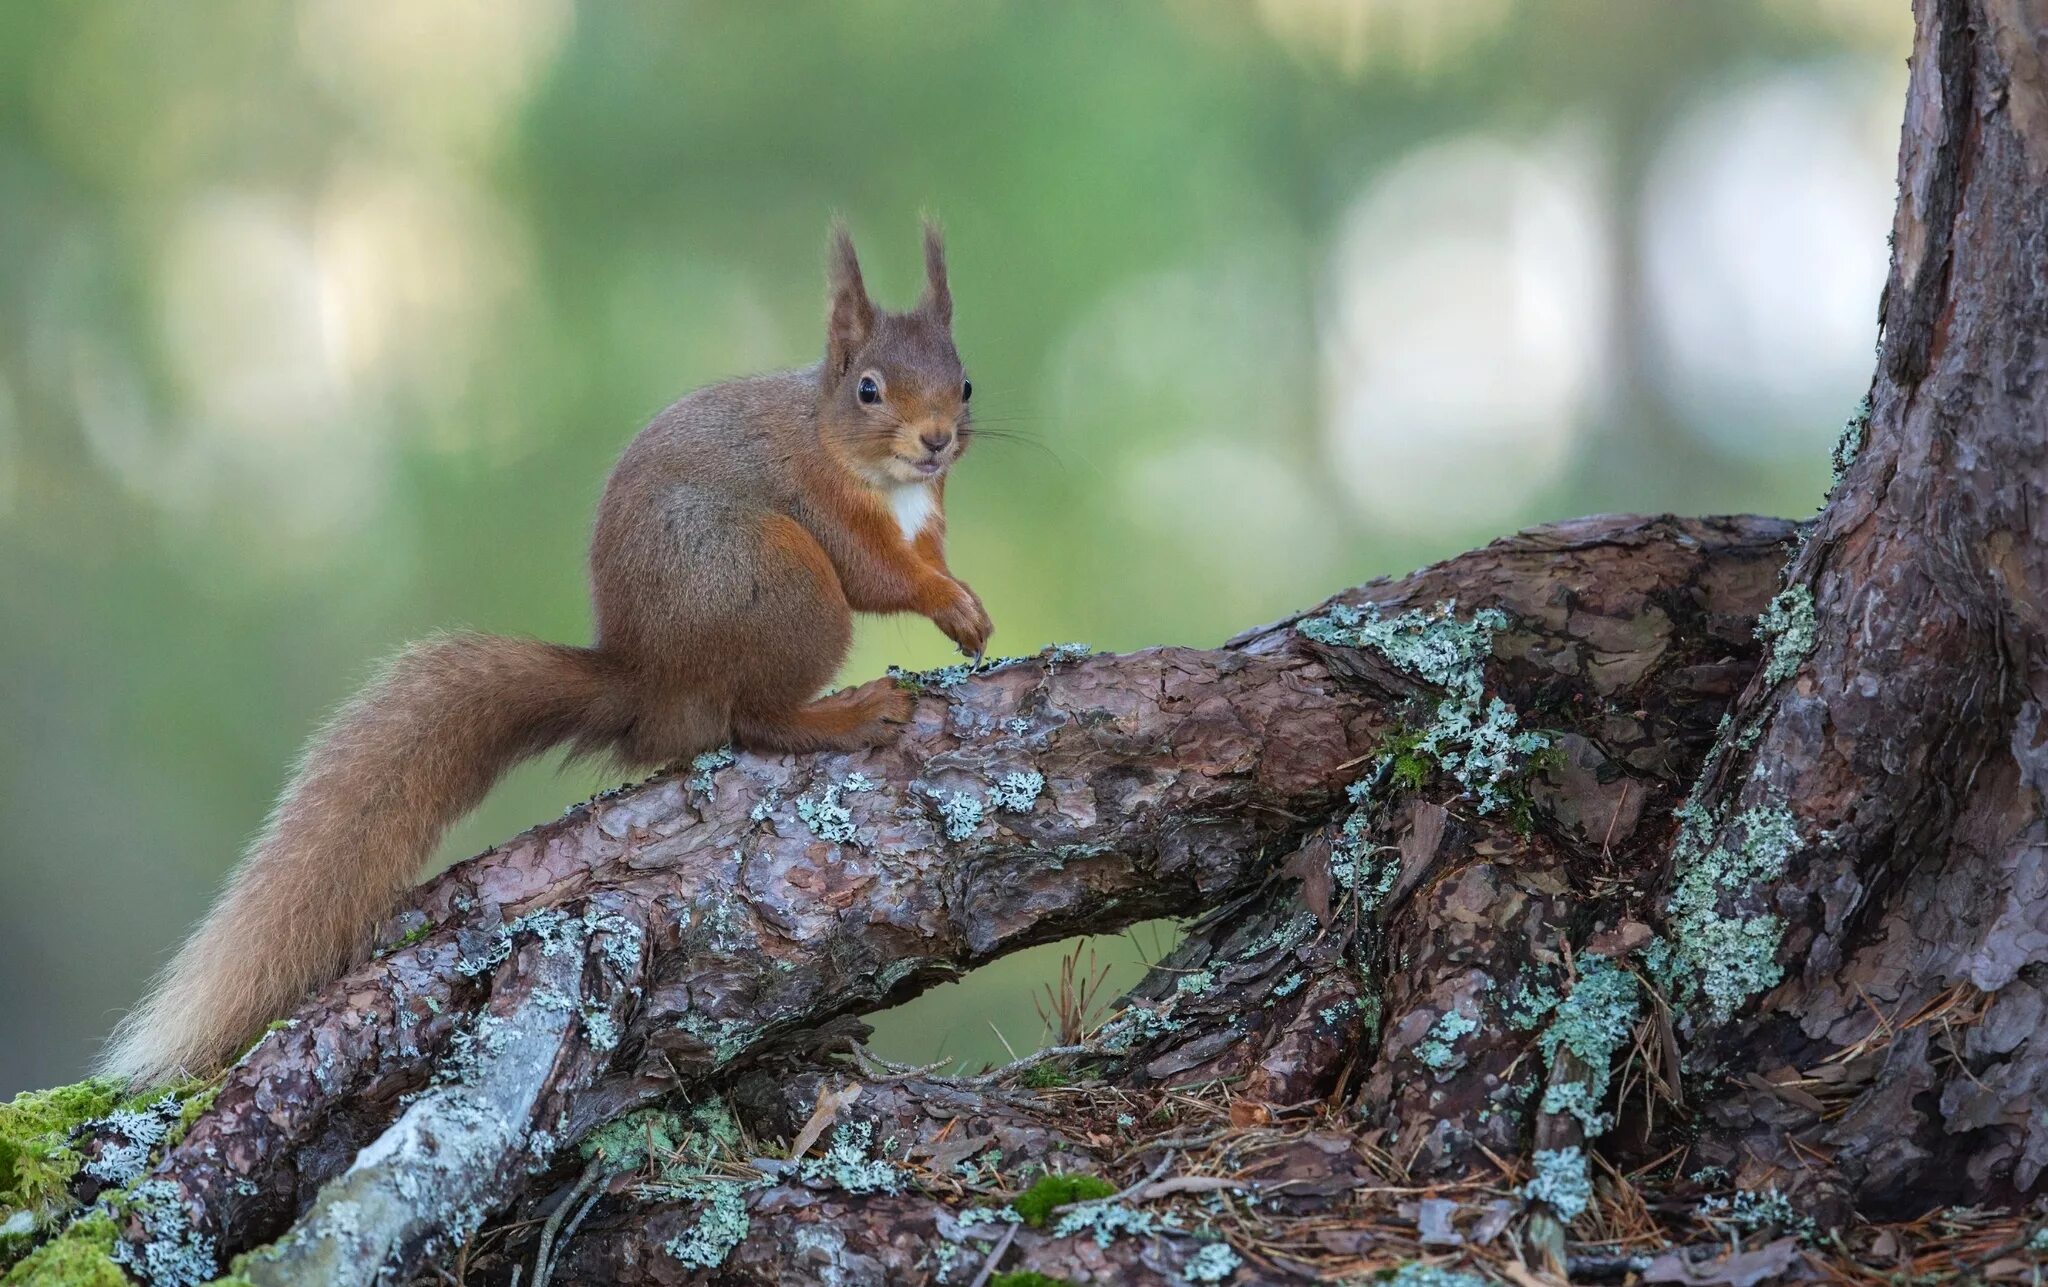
[961,379,973,403]
[856,375,881,405]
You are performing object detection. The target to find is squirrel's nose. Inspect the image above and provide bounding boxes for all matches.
[919,430,953,454]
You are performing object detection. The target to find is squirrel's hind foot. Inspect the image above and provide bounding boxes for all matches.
[734,679,914,754]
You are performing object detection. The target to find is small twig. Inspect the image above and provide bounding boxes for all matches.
[1050,1149,1177,1219]
[1124,1175,1245,1202]
[961,1042,1093,1086]
[987,1020,1023,1063]
[1115,1127,1232,1162]
[554,1192,603,1269]
[837,1037,952,1081]
[1113,1149,1178,1202]
[965,1222,1020,1287]
[532,1154,608,1287]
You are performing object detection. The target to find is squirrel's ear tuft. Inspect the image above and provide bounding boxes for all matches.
[918,216,952,327]
[826,220,876,375]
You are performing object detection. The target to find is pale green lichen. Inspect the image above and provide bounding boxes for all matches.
[1505,977,1561,1031]
[1050,1200,1177,1247]
[1183,1241,1242,1282]
[955,1205,1023,1230]
[987,770,1045,813]
[1536,956,1640,1135]
[1416,1008,1479,1071]
[889,660,976,690]
[1756,585,1817,685]
[795,774,880,844]
[1658,801,1801,1021]
[580,1005,619,1052]
[675,1013,753,1065]
[1698,1185,1816,1241]
[660,1178,751,1269]
[1832,394,1871,486]
[1302,602,1548,814]
[78,1100,182,1188]
[797,1121,904,1195]
[1523,1146,1593,1222]
[1358,1262,1489,1287]
[109,1180,216,1287]
[1234,912,1317,959]
[935,791,985,841]
[685,745,735,795]
[1328,812,1399,908]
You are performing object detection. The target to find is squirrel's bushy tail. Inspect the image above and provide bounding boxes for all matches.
[101,633,624,1087]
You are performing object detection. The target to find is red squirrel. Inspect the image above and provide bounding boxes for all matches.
[103,220,992,1086]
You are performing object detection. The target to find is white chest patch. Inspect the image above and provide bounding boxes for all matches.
[886,482,937,542]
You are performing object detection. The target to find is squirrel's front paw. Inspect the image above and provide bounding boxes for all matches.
[931,581,993,659]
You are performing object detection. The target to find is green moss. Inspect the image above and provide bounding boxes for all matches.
[3,1080,127,1238]
[376,921,432,957]
[1021,1064,1068,1090]
[1011,1173,1115,1228]
[0,1212,126,1287]
[989,1273,1073,1287]
[2,1077,211,1258]
[1377,726,1435,794]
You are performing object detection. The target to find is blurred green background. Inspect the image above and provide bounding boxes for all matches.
[0,1,1909,1094]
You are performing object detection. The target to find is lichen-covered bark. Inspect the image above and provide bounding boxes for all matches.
[1673,0,2048,1216]
[26,514,1786,1285]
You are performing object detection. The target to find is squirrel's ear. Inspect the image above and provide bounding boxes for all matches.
[918,217,952,327]
[826,221,876,375]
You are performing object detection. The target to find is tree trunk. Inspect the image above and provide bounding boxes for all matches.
[8,1,2048,1284]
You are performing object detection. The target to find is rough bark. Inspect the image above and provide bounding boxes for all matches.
[57,514,1795,1284]
[1677,0,2048,1216]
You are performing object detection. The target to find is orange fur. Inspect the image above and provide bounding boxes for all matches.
[102,221,987,1086]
